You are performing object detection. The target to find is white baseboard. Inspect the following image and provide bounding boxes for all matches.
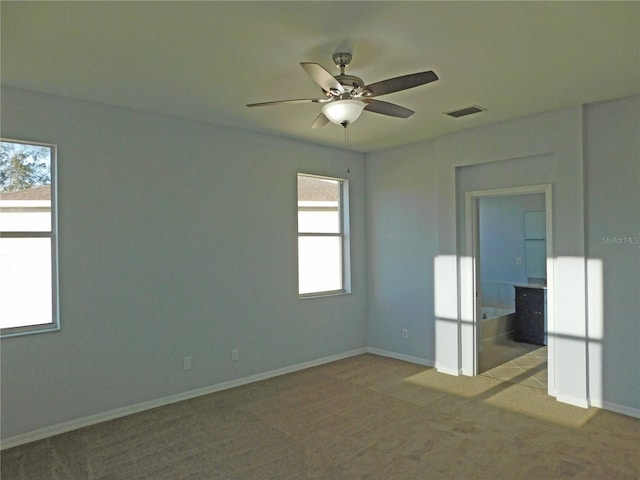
[366,347,435,367]
[556,394,590,409]
[1,348,367,450]
[435,364,462,376]
[556,395,640,417]
[589,399,640,419]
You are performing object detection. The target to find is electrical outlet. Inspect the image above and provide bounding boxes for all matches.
[231,349,239,361]
[402,329,408,339]
[183,356,192,370]
[516,256,523,265]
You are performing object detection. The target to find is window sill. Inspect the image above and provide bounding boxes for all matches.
[298,290,351,300]
[1,323,60,339]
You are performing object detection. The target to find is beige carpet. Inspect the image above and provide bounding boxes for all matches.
[2,354,639,479]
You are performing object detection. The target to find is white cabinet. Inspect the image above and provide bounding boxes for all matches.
[524,211,546,280]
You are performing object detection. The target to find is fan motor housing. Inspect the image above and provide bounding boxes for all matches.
[335,74,364,90]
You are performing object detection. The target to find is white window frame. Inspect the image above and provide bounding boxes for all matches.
[1,138,60,337]
[297,173,351,298]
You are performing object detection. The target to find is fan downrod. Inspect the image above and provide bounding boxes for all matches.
[331,52,364,92]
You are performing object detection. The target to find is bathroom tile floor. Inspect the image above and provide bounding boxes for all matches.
[482,344,547,390]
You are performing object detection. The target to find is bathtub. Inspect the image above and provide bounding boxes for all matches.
[482,306,514,321]
[480,306,515,342]
[478,306,518,372]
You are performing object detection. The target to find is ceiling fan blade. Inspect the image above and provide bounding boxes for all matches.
[246,98,324,107]
[300,62,345,94]
[311,112,330,129]
[363,99,415,118]
[363,71,438,97]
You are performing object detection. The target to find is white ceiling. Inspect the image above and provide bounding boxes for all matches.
[2,1,639,152]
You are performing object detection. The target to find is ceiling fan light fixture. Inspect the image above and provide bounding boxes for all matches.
[248,53,439,130]
[321,99,366,126]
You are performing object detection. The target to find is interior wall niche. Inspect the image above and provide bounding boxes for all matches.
[455,154,557,387]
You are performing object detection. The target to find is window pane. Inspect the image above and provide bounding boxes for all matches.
[0,196,52,232]
[0,141,52,232]
[297,176,340,233]
[298,236,342,294]
[0,237,53,328]
[298,209,340,234]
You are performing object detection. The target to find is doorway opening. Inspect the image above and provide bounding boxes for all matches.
[464,185,554,395]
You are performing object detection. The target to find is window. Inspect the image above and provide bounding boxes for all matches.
[1,139,59,337]
[297,173,350,297]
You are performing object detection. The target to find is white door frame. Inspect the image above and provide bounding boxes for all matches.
[461,184,555,396]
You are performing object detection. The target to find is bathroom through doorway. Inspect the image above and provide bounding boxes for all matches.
[464,185,554,394]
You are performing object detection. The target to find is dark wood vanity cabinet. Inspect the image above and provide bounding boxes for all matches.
[514,285,546,345]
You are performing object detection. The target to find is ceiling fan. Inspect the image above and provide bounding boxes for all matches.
[246,52,438,128]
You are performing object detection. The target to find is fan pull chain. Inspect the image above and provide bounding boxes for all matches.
[343,123,349,148]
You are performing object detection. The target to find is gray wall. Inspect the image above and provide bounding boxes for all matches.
[365,142,439,360]
[0,87,368,439]
[584,95,640,414]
